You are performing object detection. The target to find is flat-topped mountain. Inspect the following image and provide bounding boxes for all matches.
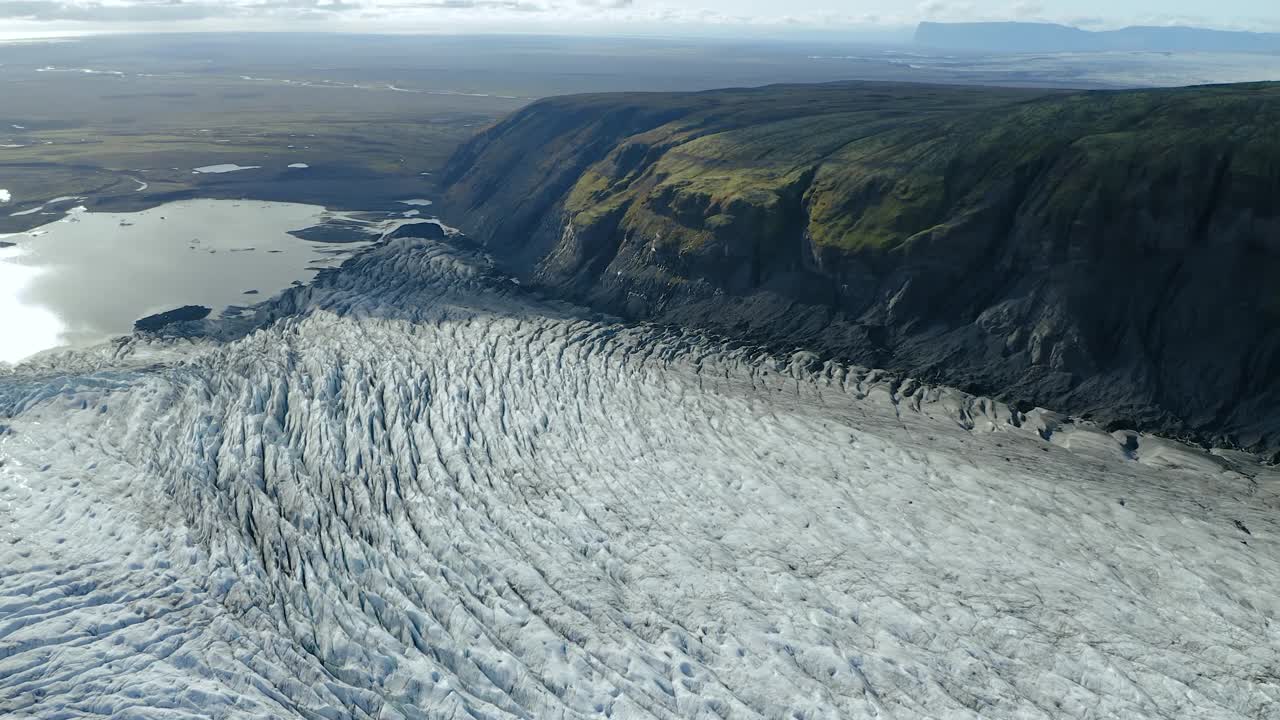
[915,21,1280,54]
[440,81,1280,454]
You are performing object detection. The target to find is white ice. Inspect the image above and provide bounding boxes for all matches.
[35,65,124,75]
[193,164,262,174]
[288,163,310,168]
[0,189,9,203]
[0,237,1276,719]
[398,198,433,206]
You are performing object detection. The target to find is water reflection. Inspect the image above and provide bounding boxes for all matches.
[0,199,378,364]
[0,244,65,363]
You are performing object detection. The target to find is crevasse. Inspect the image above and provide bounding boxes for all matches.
[1,236,1277,719]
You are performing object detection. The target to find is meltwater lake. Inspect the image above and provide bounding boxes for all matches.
[0,199,390,364]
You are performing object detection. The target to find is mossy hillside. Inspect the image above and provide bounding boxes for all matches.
[541,87,1007,250]
[441,80,1280,452]
[539,82,1280,266]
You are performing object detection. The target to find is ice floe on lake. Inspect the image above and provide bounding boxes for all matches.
[36,65,124,75]
[193,164,261,174]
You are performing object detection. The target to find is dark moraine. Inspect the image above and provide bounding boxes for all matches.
[387,221,446,241]
[287,220,376,243]
[134,305,211,333]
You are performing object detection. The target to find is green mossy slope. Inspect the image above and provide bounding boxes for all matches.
[441,81,1280,454]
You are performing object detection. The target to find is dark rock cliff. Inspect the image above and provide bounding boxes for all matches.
[439,81,1280,455]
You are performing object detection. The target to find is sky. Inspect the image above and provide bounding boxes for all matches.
[0,0,1276,37]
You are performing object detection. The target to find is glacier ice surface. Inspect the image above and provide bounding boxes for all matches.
[1,236,1277,719]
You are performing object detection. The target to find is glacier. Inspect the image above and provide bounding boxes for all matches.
[1,234,1277,719]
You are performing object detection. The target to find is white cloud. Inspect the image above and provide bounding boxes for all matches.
[1011,1,1044,20]
[0,0,1274,34]
[917,0,976,21]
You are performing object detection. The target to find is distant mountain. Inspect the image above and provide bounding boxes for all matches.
[440,81,1280,454]
[915,21,1280,53]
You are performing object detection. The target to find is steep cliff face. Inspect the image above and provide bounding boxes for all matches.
[440,81,1280,454]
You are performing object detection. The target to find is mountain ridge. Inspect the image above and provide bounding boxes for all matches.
[914,21,1280,53]
[439,80,1280,456]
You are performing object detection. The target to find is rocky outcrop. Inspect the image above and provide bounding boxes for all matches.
[134,305,211,333]
[439,81,1280,455]
[386,220,447,241]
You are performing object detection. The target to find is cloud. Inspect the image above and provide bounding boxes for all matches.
[0,0,569,22]
[916,0,974,21]
[244,0,362,11]
[0,0,236,21]
[393,0,549,10]
[0,0,1274,33]
[1010,1,1042,20]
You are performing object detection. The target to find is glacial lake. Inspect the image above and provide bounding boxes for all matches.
[0,199,388,364]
